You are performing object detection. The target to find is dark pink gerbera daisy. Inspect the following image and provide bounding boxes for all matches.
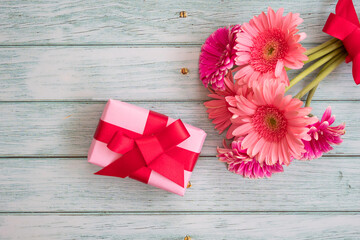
[199,25,241,90]
[217,139,284,179]
[300,107,346,160]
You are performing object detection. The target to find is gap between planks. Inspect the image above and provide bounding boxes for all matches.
[0,42,328,48]
[1,100,360,103]
[0,154,359,159]
[1,211,360,216]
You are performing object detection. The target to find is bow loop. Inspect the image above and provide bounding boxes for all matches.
[336,0,359,26]
[323,0,360,84]
[323,13,358,41]
[107,131,135,154]
[156,119,190,150]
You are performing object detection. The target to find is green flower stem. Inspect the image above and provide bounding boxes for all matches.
[286,39,341,72]
[286,47,345,92]
[305,84,318,107]
[322,50,345,70]
[303,40,343,64]
[304,51,345,107]
[294,52,347,99]
[304,38,339,56]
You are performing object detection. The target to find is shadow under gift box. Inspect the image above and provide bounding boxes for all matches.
[88,99,207,196]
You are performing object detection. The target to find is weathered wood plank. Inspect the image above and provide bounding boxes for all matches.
[1,1,358,238]
[1,214,360,239]
[0,47,357,101]
[0,157,359,212]
[0,47,208,101]
[0,101,355,157]
[1,0,358,45]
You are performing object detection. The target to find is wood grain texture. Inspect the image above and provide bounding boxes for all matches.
[1,157,359,212]
[0,101,355,157]
[0,46,356,101]
[0,47,208,101]
[1,214,360,240]
[2,0,360,238]
[1,0,359,45]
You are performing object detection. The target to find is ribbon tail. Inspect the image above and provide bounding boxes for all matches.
[129,167,152,184]
[352,55,360,85]
[95,161,126,178]
[95,147,146,178]
[148,154,185,188]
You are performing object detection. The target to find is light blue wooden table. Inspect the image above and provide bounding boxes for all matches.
[1,1,360,239]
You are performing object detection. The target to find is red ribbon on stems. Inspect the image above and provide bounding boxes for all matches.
[323,0,360,84]
[93,111,199,187]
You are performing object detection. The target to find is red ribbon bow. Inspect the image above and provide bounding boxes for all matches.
[323,0,360,84]
[93,111,199,187]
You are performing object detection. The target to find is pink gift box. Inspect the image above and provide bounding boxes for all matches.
[88,99,207,196]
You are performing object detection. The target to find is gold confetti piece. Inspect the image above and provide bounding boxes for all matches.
[180,11,187,18]
[184,235,191,240]
[181,68,189,75]
[64,115,72,119]
[187,181,192,188]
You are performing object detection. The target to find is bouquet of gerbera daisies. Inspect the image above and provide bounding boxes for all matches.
[199,7,348,178]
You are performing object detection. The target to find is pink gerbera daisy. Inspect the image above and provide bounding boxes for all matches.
[217,139,284,178]
[234,7,308,88]
[300,107,345,160]
[204,72,252,138]
[228,81,317,166]
[199,25,241,90]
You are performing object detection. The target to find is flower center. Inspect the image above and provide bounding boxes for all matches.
[250,29,289,73]
[252,105,288,142]
[267,46,275,55]
[264,41,280,60]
